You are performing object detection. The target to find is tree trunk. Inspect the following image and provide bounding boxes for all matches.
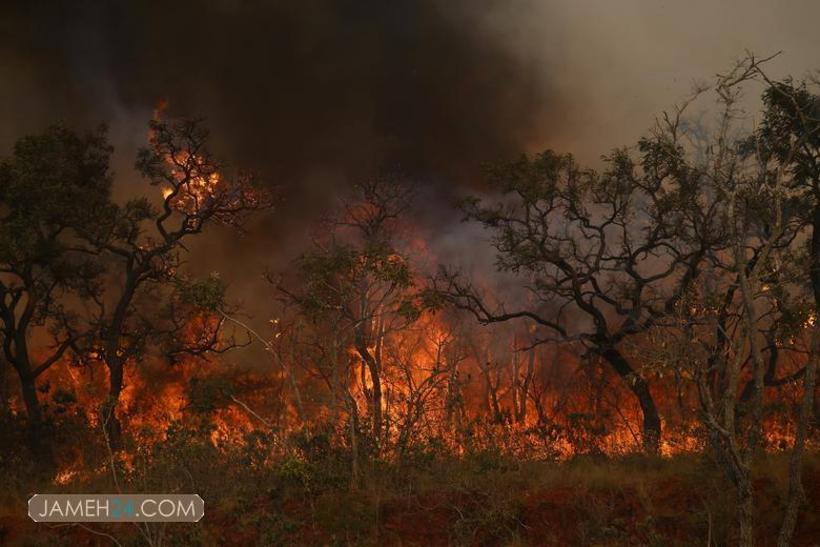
[347,392,361,490]
[3,328,51,458]
[354,341,382,442]
[777,205,820,546]
[101,272,136,451]
[601,347,661,454]
[516,349,535,423]
[811,205,820,310]
[103,358,124,450]
[367,360,382,440]
[19,372,42,426]
[737,476,755,547]
[19,371,50,456]
[511,339,521,422]
[484,364,503,424]
[777,341,816,547]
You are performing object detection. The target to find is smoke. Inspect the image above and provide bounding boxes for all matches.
[3,1,560,189]
[510,0,820,161]
[2,0,819,351]
[4,1,819,188]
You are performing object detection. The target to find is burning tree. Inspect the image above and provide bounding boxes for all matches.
[2,47,819,547]
[276,178,421,457]
[78,117,272,447]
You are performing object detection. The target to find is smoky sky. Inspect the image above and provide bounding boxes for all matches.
[1,0,555,197]
[0,0,561,358]
[5,1,820,211]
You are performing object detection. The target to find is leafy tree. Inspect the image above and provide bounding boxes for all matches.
[277,177,421,462]
[631,54,817,546]
[742,69,820,547]
[0,126,111,448]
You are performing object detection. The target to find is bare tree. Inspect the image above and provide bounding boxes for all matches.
[388,319,461,457]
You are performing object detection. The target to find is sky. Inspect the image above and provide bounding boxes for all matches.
[2,0,819,342]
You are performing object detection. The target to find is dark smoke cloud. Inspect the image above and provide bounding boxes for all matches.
[2,1,555,194]
[0,0,560,359]
[4,1,819,200]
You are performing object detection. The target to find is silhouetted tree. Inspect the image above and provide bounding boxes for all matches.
[0,126,110,451]
[640,54,816,546]
[431,125,724,452]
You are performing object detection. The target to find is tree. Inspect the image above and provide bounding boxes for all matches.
[0,126,111,449]
[744,69,820,547]
[80,117,271,447]
[637,54,818,546]
[431,119,724,452]
[277,177,420,452]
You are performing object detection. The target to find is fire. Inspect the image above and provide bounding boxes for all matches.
[161,151,222,213]
[53,469,79,486]
[10,222,814,487]
[21,303,811,489]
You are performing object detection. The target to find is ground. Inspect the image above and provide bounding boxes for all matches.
[1,449,818,546]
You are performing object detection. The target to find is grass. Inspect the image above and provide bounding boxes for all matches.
[1,425,818,546]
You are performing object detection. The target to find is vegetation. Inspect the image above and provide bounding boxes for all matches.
[1,55,818,546]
